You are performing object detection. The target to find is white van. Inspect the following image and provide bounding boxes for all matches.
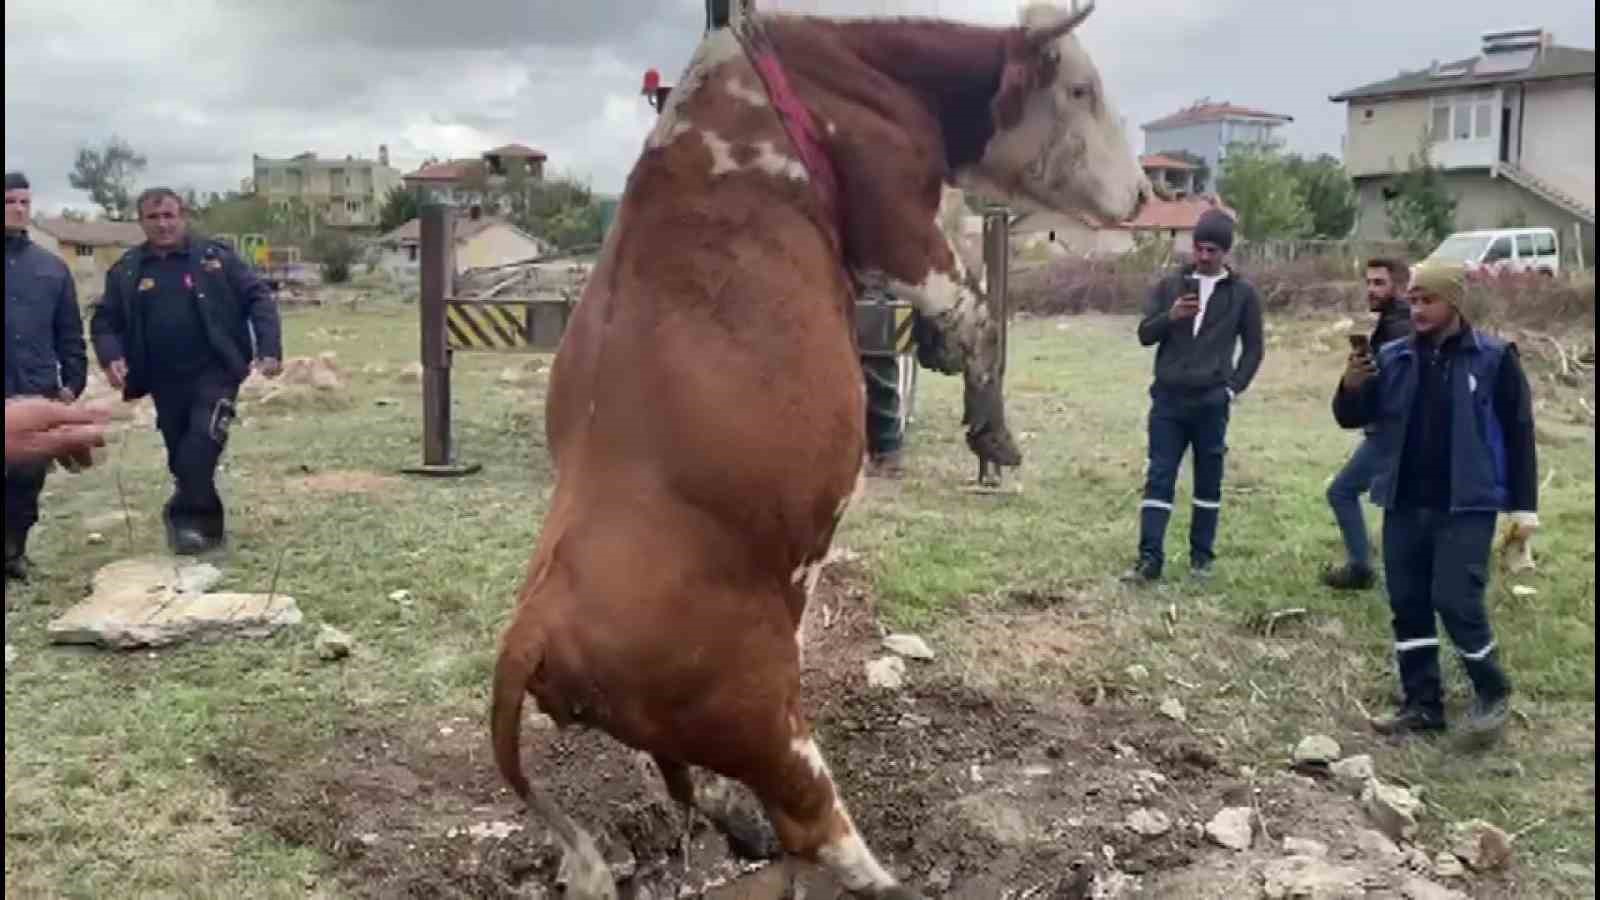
[1422,227,1562,277]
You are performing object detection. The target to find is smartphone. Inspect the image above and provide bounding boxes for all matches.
[1348,334,1371,355]
[1182,274,1201,297]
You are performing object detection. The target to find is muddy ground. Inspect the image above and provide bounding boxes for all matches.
[207,559,1499,899]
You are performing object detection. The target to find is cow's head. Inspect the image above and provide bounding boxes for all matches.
[958,1,1150,224]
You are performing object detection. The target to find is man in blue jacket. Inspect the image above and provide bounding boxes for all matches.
[5,171,88,581]
[88,187,283,556]
[1334,262,1538,747]
[1124,210,1265,582]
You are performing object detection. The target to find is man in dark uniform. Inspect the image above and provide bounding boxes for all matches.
[88,187,284,555]
[5,171,88,580]
[1334,262,1538,748]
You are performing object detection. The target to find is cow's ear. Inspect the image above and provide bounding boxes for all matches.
[991,56,1032,131]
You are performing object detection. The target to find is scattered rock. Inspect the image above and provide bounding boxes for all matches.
[1402,845,1434,873]
[1399,876,1468,900]
[1124,808,1172,837]
[1355,828,1402,863]
[47,557,300,649]
[389,589,413,605]
[1330,754,1375,793]
[466,820,523,840]
[316,625,354,660]
[1449,819,1512,871]
[864,656,906,690]
[83,510,140,532]
[1259,855,1365,899]
[1124,663,1150,682]
[87,532,107,546]
[527,713,556,730]
[881,633,935,661]
[1510,584,1538,598]
[1158,697,1187,723]
[1205,807,1254,851]
[1293,734,1342,768]
[898,713,932,729]
[1361,778,1421,842]
[1433,852,1466,879]
[1282,836,1329,858]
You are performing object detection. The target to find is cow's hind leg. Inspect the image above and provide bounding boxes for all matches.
[755,727,923,900]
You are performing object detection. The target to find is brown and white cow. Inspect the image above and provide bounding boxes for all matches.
[492,3,1149,897]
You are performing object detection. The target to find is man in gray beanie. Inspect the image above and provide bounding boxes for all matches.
[1124,208,1264,583]
[5,170,89,580]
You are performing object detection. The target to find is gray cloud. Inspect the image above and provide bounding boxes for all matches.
[6,0,1593,216]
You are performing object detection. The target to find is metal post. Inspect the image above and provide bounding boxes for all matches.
[403,203,481,477]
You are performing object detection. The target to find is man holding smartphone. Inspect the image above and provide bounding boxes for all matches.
[1321,259,1413,590]
[1334,262,1537,746]
[1124,210,1265,583]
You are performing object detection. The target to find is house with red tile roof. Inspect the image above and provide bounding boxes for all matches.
[403,143,549,206]
[1142,101,1293,193]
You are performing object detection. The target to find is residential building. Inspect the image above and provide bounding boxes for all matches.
[28,217,146,294]
[1330,27,1595,254]
[252,146,404,228]
[375,208,550,279]
[402,143,548,207]
[1012,156,1236,257]
[1142,102,1294,192]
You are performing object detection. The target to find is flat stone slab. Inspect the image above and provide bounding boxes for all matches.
[47,556,301,649]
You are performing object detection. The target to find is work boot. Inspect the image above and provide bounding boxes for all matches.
[1369,704,1446,737]
[1120,557,1162,585]
[1321,561,1377,591]
[1190,559,1216,581]
[867,450,905,479]
[4,532,32,582]
[1457,694,1511,750]
[170,528,212,557]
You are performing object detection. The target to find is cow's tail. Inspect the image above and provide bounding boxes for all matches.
[490,617,618,899]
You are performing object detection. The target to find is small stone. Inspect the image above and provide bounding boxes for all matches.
[898,713,932,729]
[1282,836,1328,858]
[1433,852,1466,879]
[882,633,934,661]
[527,713,556,730]
[1124,808,1172,837]
[1205,806,1254,851]
[374,397,398,407]
[1158,697,1187,723]
[315,625,353,660]
[1449,819,1512,871]
[1399,876,1469,900]
[388,589,413,604]
[1260,856,1365,899]
[1356,828,1402,862]
[1293,734,1342,767]
[466,820,523,840]
[1510,584,1538,597]
[865,656,906,690]
[1124,663,1150,682]
[87,532,107,546]
[924,867,953,893]
[1362,778,1421,842]
[1487,760,1525,779]
[1330,754,1375,793]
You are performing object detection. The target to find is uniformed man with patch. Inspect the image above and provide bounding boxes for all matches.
[88,187,284,555]
[5,171,89,580]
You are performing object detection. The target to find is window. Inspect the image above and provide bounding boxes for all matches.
[1484,237,1513,263]
[1515,234,1535,257]
[346,200,361,213]
[1533,232,1557,256]
[1431,91,1496,143]
[406,245,419,262]
[75,245,94,258]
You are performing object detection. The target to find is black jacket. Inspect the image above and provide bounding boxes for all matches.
[1137,265,1265,396]
[4,232,87,399]
[1371,298,1413,351]
[88,236,281,400]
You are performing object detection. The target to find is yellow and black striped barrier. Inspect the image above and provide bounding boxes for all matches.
[446,301,529,351]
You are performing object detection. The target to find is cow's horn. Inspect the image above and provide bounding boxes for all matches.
[1025,0,1095,47]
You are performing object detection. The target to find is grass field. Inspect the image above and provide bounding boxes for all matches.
[4,297,1594,898]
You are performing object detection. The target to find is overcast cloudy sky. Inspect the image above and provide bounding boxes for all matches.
[5,0,1594,215]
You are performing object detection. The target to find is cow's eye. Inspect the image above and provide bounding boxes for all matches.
[1070,85,1091,101]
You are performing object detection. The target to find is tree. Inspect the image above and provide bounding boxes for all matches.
[68,136,148,219]
[1216,143,1312,241]
[1385,135,1457,255]
[311,229,361,284]
[378,186,423,232]
[1284,154,1357,239]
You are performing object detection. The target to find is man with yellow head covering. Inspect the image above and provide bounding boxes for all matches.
[1333,261,1539,749]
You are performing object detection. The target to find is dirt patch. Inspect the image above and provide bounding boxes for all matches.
[287,469,406,495]
[203,561,1495,898]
